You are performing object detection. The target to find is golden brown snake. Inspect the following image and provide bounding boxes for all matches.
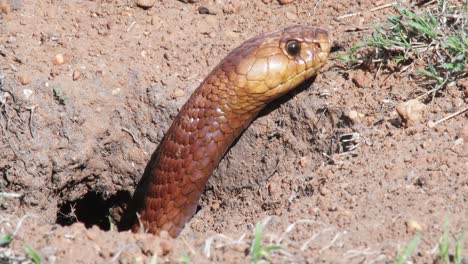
[131,25,331,237]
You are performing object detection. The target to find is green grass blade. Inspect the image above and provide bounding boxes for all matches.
[439,219,450,263]
[0,234,13,247]
[24,244,42,264]
[395,232,422,264]
[180,254,190,264]
[251,222,263,262]
[454,231,464,264]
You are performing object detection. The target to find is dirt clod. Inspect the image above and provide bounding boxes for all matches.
[351,71,370,88]
[396,99,427,127]
[17,72,31,85]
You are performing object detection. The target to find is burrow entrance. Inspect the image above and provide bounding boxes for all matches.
[56,190,132,231]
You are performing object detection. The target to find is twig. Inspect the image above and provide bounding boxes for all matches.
[277,219,325,243]
[106,243,137,264]
[319,230,346,253]
[428,106,468,128]
[13,214,35,237]
[121,127,143,149]
[0,192,22,199]
[127,21,137,32]
[311,0,323,16]
[300,227,334,251]
[26,105,38,138]
[337,2,398,20]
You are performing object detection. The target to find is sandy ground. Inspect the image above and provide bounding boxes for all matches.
[0,0,467,263]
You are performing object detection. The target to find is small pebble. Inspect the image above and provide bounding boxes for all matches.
[344,110,362,123]
[18,73,31,85]
[173,88,185,97]
[72,70,80,81]
[405,219,423,233]
[136,0,155,9]
[53,54,65,65]
[268,182,281,197]
[112,88,121,95]
[23,89,33,100]
[278,0,294,4]
[198,7,209,14]
[299,156,307,167]
[396,99,427,127]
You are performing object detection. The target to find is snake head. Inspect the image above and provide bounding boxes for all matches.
[216,25,331,108]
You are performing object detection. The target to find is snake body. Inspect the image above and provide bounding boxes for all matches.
[132,25,331,237]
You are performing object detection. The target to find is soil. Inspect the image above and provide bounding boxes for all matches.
[0,0,466,263]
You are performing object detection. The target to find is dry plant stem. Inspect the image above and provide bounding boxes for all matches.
[121,127,144,150]
[336,1,398,20]
[26,105,37,138]
[429,106,468,128]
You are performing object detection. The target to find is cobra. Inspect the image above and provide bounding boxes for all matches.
[130,25,331,237]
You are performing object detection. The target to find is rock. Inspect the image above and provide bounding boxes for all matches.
[18,73,31,85]
[23,89,33,100]
[405,219,423,233]
[198,6,209,14]
[279,0,295,4]
[396,99,427,127]
[72,70,80,81]
[344,110,363,123]
[136,0,155,9]
[173,88,185,97]
[298,156,307,167]
[268,182,281,198]
[198,5,221,15]
[53,54,65,65]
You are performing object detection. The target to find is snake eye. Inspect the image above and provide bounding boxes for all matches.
[286,40,300,56]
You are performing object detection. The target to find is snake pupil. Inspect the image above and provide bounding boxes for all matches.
[286,40,300,56]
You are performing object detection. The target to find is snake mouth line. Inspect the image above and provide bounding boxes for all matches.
[267,60,326,100]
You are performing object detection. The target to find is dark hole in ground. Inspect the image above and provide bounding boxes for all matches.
[56,190,131,231]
